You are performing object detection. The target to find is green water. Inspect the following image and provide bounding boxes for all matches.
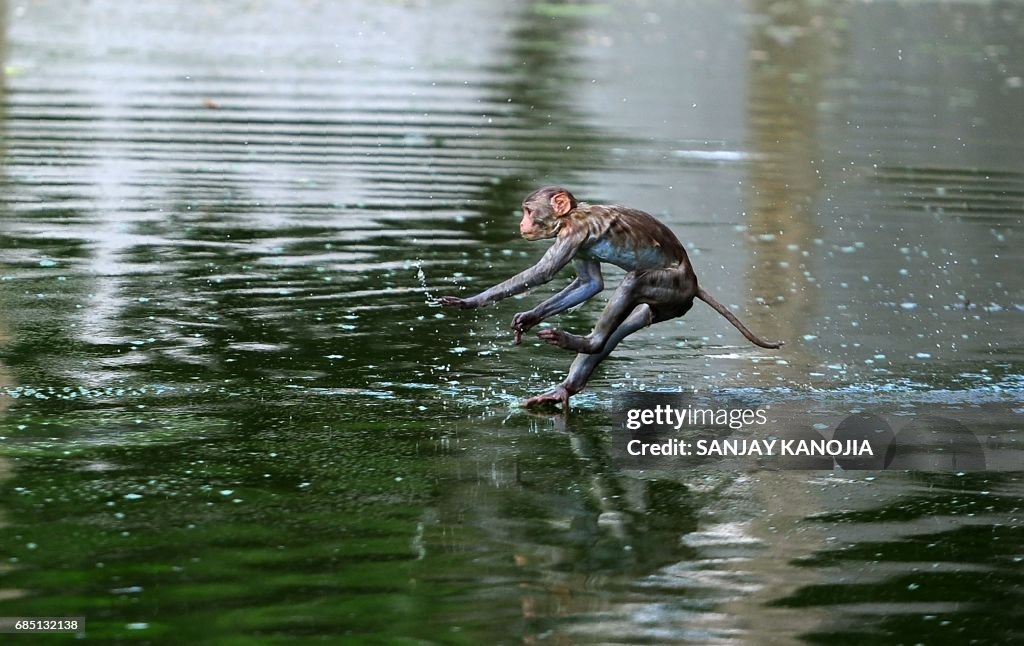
[0,0,1022,643]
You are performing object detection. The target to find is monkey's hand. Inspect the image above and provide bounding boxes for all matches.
[438,296,478,309]
[511,310,541,345]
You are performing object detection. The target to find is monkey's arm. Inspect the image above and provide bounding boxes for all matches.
[439,236,579,309]
[510,259,603,344]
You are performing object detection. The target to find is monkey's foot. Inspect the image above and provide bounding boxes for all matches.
[522,384,575,409]
[537,329,593,353]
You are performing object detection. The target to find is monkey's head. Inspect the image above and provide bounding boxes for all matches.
[519,186,578,241]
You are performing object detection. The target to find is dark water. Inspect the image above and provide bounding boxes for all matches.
[1,0,1022,642]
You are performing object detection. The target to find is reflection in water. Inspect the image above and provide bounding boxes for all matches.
[468,3,604,219]
[0,0,1020,643]
[729,6,838,636]
[773,472,1024,643]
[0,2,15,562]
[744,0,833,361]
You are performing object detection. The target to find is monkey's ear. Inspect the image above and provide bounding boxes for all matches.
[550,191,574,217]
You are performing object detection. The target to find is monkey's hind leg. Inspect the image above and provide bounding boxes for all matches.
[537,273,640,354]
[523,303,655,409]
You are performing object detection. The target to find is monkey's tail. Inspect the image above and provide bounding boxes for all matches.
[696,287,784,349]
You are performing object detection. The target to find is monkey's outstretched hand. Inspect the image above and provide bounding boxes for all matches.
[438,295,477,309]
[511,311,541,345]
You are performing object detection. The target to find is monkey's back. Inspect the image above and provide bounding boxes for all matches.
[571,204,690,272]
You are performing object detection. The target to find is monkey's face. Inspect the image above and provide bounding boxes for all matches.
[519,189,576,241]
[519,203,560,240]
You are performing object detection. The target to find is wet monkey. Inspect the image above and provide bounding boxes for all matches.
[439,186,783,408]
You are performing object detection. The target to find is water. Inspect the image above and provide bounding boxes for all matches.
[0,0,1022,642]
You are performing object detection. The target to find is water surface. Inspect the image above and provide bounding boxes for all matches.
[0,0,1022,642]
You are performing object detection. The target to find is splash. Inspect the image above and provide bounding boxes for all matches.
[414,259,441,306]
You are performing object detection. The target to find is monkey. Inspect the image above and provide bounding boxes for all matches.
[439,186,783,408]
